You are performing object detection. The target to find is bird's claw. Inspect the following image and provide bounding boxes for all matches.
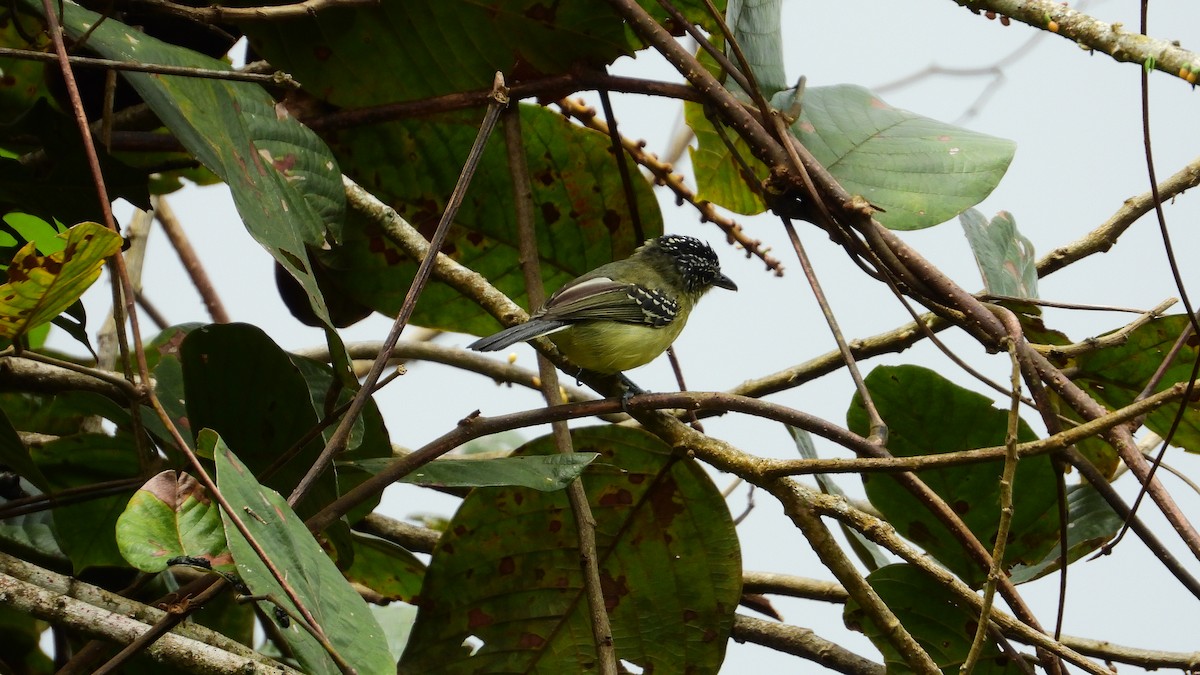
[618,374,645,414]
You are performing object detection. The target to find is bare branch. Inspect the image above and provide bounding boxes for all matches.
[951,0,1200,87]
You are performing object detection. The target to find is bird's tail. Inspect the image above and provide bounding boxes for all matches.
[467,319,570,352]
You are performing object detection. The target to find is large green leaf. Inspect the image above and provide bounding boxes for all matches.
[0,101,152,226]
[1072,314,1200,453]
[689,85,1015,230]
[181,323,337,517]
[240,1,629,106]
[400,425,741,673]
[788,85,1015,230]
[0,221,121,340]
[322,104,662,336]
[0,406,48,492]
[30,0,348,334]
[236,0,721,107]
[210,432,392,675]
[845,564,1022,674]
[848,365,1058,587]
[0,604,54,675]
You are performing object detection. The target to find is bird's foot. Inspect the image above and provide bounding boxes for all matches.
[618,374,646,414]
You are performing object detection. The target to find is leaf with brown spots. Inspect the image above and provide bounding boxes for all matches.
[0,221,120,340]
[29,0,349,337]
[115,470,233,574]
[399,425,741,673]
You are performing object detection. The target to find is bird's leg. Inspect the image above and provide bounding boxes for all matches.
[617,374,646,413]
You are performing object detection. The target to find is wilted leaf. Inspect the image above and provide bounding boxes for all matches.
[31,0,348,335]
[116,470,232,574]
[0,221,121,340]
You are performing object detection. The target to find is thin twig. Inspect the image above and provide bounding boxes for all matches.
[961,338,1023,674]
[154,195,231,323]
[783,217,886,444]
[504,103,618,674]
[555,97,782,273]
[596,88,645,244]
[0,45,300,88]
[287,74,509,508]
[127,0,377,22]
[1037,155,1200,277]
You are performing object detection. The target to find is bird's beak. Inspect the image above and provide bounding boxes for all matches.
[713,273,738,291]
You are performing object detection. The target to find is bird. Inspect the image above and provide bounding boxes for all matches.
[468,234,737,374]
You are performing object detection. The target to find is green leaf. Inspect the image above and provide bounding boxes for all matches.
[181,323,338,517]
[0,221,121,340]
[372,603,419,664]
[33,0,348,335]
[290,355,391,461]
[238,1,631,106]
[845,564,1022,674]
[726,0,787,98]
[688,84,1015,228]
[400,425,741,673]
[343,532,425,604]
[685,101,769,214]
[960,208,1038,298]
[210,431,393,675]
[346,453,599,491]
[323,104,662,336]
[116,470,232,574]
[848,365,1058,587]
[786,85,1015,230]
[1008,482,1121,584]
[1072,314,1200,453]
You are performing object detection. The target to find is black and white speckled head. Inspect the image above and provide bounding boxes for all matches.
[645,235,738,294]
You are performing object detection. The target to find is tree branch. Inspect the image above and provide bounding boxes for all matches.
[951,0,1200,86]
[732,615,884,675]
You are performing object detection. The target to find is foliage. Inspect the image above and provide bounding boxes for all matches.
[0,0,1197,673]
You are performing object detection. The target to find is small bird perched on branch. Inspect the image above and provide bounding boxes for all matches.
[468,234,737,374]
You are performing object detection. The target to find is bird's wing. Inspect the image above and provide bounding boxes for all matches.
[539,277,678,327]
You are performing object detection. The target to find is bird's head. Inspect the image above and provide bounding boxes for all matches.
[641,234,738,294]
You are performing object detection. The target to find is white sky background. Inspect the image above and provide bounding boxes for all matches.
[65,0,1200,671]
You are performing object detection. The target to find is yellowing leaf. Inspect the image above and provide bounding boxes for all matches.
[0,221,121,339]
